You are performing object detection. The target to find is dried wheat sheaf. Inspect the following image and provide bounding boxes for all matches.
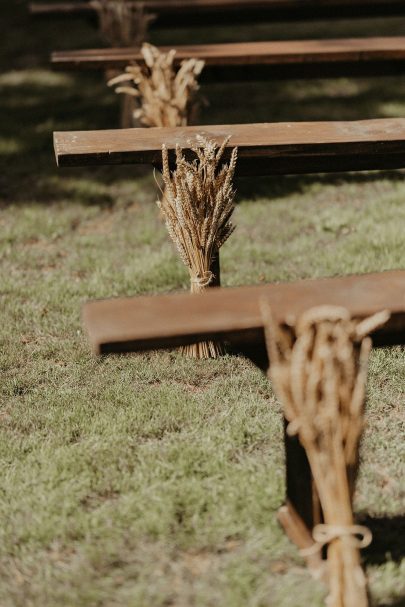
[108,43,205,127]
[92,0,155,47]
[158,136,238,358]
[262,304,390,607]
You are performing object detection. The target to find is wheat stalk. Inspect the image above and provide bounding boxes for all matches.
[108,43,205,127]
[261,304,390,607]
[92,0,155,47]
[157,136,237,358]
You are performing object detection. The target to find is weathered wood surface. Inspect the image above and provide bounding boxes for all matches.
[51,37,405,80]
[54,118,405,176]
[30,1,94,15]
[51,37,405,69]
[30,0,405,24]
[82,270,405,359]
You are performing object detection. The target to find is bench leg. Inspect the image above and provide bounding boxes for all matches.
[236,350,325,575]
[104,69,138,129]
[120,95,136,129]
[278,423,325,577]
[210,250,221,287]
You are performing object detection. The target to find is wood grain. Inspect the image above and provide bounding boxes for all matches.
[82,270,405,358]
[51,37,405,80]
[30,1,94,15]
[51,37,405,70]
[54,118,405,176]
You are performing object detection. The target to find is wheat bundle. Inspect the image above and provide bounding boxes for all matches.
[157,136,237,359]
[261,304,390,607]
[92,0,155,47]
[108,43,205,128]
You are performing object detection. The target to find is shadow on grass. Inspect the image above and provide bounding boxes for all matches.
[3,1,405,212]
[360,513,405,566]
[202,76,405,125]
[235,170,405,202]
[4,3,405,208]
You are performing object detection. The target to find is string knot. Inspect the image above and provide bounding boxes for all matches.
[191,271,214,288]
[301,524,372,557]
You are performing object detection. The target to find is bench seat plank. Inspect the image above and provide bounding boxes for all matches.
[51,37,405,80]
[83,270,405,356]
[30,1,94,15]
[54,118,405,175]
[51,37,405,70]
[30,0,405,23]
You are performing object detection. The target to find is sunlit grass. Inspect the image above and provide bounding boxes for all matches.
[0,2,404,606]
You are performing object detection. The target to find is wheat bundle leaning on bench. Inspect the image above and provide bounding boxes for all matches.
[107,43,205,128]
[82,270,405,607]
[156,136,238,358]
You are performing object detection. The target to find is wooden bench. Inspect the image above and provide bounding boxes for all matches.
[53,118,405,282]
[82,269,405,569]
[83,270,405,358]
[29,0,405,26]
[54,117,405,176]
[51,37,405,81]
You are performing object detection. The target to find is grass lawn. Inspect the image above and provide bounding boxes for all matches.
[0,2,404,606]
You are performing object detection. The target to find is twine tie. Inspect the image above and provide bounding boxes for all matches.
[301,524,372,557]
[191,271,214,288]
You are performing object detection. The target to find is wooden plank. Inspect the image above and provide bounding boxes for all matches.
[82,270,405,359]
[29,0,405,25]
[51,37,405,70]
[51,37,405,81]
[54,118,405,176]
[30,1,94,15]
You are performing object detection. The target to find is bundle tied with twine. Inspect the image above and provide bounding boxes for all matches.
[157,136,237,359]
[92,0,155,47]
[261,304,390,607]
[108,43,205,127]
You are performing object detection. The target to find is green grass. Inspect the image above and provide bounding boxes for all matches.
[0,2,404,606]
